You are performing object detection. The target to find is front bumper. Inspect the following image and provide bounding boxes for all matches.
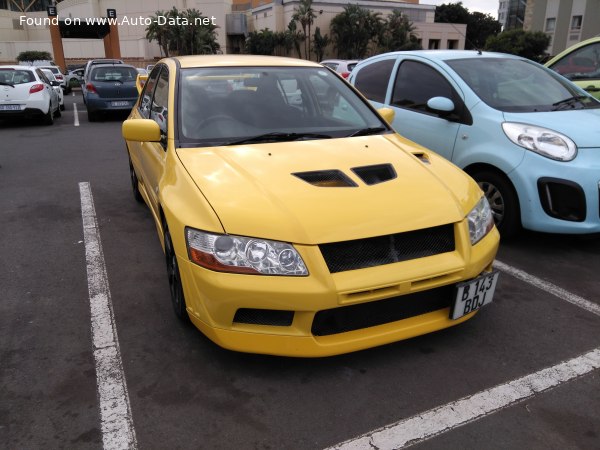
[511,148,600,234]
[178,220,500,357]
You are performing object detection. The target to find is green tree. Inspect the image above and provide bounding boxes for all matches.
[287,20,304,58]
[312,27,330,61]
[16,50,52,64]
[292,0,317,60]
[435,2,500,50]
[378,10,421,52]
[245,29,277,55]
[330,5,382,59]
[485,29,551,62]
[145,7,219,57]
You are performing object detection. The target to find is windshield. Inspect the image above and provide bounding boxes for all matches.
[447,57,600,112]
[179,66,388,146]
[90,67,137,82]
[0,69,34,85]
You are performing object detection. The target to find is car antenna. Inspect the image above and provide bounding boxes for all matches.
[448,21,482,54]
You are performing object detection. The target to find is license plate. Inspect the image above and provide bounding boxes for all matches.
[111,101,129,107]
[451,271,499,320]
[0,104,22,111]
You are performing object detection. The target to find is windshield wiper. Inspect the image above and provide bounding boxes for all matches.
[552,95,589,110]
[0,81,15,88]
[227,132,332,145]
[348,127,387,137]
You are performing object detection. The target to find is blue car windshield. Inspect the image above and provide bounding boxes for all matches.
[178,66,388,146]
[447,57,600,112]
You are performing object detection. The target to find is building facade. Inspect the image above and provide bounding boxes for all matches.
[0,0,466,65]
[498,0,527,30]
[523,0,600,55]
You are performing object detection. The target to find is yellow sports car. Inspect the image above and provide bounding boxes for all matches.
[122,55,500,357]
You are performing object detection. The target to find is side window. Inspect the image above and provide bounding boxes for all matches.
[392,60,454,113]
[353,58,396,103]
[36,69,50,84]
[138,66,161,119]
[150,68,169,148]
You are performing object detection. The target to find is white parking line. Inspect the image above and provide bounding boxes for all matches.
[74,103,80,127]
[495,260,600,317]
[328,261,600,449]
[328,347,600,450]
[79,182,137,450]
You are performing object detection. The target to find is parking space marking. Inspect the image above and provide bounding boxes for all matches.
[495,260,600,317]
[79,182,137,450]
[74,103,80,127]
[328,347,600,450]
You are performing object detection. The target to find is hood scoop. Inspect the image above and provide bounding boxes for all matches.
[293,170,358,187]
[351,164,397,185]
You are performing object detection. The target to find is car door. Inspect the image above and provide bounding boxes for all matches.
[139,66,170,215]
[386,58,467,161]
[36,69,57,112]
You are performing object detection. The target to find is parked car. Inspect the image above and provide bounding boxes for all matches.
[545,36,600,100]
[320,59,359,78]
[82,58,124,102]
[146,64,155,73]
[37,65,69,94]
[66,68,84,87]
[0,65,60,125]
[136,68,148,75]
[85,63,138,121]
[350,50,600,236]
[40,68,65,111]
[121,55,500,357]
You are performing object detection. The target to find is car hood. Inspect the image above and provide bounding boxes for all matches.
[176,135,474,244]
[503,108,600,148]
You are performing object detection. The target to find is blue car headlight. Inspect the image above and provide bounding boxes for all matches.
[502,122,577,161]
[468,196,494,245]
[186,228,308,276]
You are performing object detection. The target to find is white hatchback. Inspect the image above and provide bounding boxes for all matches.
[0,65,60,125]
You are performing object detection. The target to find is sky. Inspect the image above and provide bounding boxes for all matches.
[423,0,498,18]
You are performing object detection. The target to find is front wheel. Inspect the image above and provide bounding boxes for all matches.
[471,170,520,238]
[42,107,54,126]
[164,226,189,321]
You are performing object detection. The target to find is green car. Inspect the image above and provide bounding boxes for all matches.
[546,36,600,99]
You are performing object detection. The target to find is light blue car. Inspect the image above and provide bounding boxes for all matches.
[349,50,600,236]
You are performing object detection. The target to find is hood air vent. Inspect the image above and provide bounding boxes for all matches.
[293,170,357,187]
[351,164,397,185]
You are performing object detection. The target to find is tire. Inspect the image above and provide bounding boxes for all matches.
[54,106,61,118]
[164,225,189,321]
[60,103,65,111]
[129,157,144,203]
[87,109,97,122]
[471,170,520,238]
[42,107,54,126]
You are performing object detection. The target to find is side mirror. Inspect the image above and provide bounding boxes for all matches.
[427,96,455,113]
[377,107,395,125]
[51,80,60,87]
[122,119,161,142]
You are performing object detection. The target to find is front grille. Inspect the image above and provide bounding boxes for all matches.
[233,308,294,326]
[312,285,454,336]
[319,224,455,273]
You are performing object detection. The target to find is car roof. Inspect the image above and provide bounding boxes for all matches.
[0,65,36,71]
[365,50,522,63]
[172,55,323,69]
[320,59,359,64]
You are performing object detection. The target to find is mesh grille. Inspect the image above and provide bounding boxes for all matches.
[319,224,455,273]
[312,285,453,336]
[351,164,396,185]
[293,170,357,187]
[233,308,294,326]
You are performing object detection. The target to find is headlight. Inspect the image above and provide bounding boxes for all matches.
[185,228,308,276]
[468,196,494,245]
[502,122,577,161]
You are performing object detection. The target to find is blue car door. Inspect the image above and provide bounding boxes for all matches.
[387,57,468,161]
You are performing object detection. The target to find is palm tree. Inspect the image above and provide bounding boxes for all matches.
[292,0,317,60]
[145,10,170,57]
